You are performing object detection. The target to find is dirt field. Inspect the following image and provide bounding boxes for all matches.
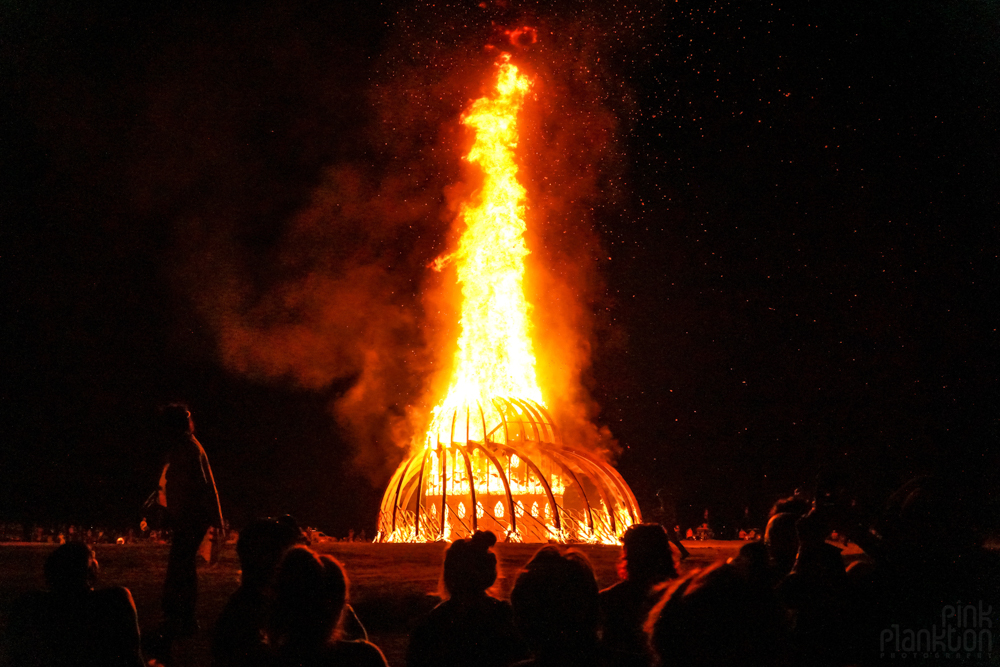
[0,540,743,666]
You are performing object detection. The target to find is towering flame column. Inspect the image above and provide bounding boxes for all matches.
[431,58,542,440]
[377,56,640,544]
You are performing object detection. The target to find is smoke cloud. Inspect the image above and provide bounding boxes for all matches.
[158,4,638,483]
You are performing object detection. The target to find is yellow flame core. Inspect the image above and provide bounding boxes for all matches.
[428,60,541,445]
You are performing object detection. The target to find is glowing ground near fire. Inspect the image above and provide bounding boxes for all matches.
[376,57,640,545]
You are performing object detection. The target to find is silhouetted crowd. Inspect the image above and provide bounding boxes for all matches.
[0,523,155,545]
[4,470,999,666]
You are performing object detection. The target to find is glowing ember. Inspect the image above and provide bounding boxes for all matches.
[377,55,641,544]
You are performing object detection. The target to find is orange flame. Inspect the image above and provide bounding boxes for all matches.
[427,57,540,443]
[376,55,643,544]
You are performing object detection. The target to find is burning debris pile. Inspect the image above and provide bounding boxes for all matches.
[376,57,639,544]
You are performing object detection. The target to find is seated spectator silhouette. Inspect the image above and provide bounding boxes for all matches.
[834,467,1000,664]
[214,515,369,667]
[212,516,304,667]
[407,530,527,667]
[763,512,799,582]
[510,545,603,667]
[599,524,677,667]
[768,492,811,519]
[6,542,144,667]
[646,560,788,667]
[267,545,387,667]
[730,540,771,589]
[776,506,850,666]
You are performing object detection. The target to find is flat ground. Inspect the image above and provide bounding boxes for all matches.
[0,540,744,666]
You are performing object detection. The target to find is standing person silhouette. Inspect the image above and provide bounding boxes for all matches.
[654,489,690,560]
[155,403,224,643]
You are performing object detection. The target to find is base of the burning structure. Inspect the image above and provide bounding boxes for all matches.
[376,397,641,545]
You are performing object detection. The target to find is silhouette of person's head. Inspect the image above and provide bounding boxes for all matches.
[442,530,498,599]
[237,516,306,590]
[620,523,677,583]
[270,546,348,648]
[764,512,799,577]
[793,506,830,550]
[647,561,786,667]
[732,540,771,589]
[768,494,810,519]
[45,542,98,595]
[880,474,983,561]
[511,546,599,659]
[158,402,194,437]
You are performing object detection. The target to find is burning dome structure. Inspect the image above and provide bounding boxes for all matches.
[376,55,640,544]
[376,397,640,543]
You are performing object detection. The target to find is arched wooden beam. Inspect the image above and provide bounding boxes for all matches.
[491,442,562,534]
[389,452,419,534]
[559,444,641,525]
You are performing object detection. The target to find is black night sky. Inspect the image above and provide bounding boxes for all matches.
[2,1,997,536]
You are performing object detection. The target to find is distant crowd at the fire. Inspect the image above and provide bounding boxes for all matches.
[0,523,366,547]
[3,404,995,665]
[0,518,761,548]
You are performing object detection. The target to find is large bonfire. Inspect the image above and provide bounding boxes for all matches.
[376,56,640,544]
